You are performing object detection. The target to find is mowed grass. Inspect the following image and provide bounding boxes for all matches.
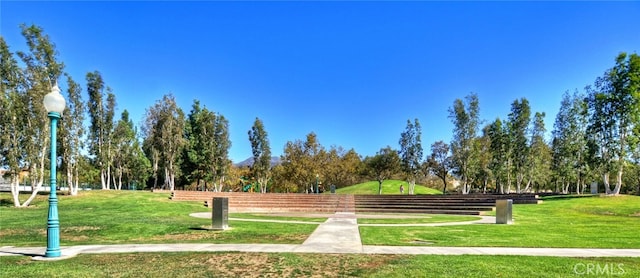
[360,195,640,248]
[0,191,317,246]
[2,191,640,277]
[1,253,639,278]
[357,214,481,224]
[334,180,442,195]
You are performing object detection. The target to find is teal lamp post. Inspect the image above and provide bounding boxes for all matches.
[43,83,65,258]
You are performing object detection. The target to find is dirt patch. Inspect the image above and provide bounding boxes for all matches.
[63,226,100,233]
[0,228,45,237]
[193,253,403,277]
[631,212,640,217]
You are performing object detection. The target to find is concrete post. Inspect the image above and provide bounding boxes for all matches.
[496,199,513,224]
[212,197,229,230]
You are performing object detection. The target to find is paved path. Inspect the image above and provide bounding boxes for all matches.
[2,212,640,260]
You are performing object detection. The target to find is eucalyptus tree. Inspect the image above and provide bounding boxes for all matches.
[112,110,137,190]
[86,71,116,189]
[525,112,552,193]
[426,141,452,194]
[586,53,639,195]
[398,118,423,194]
[473,125,493,193]
[551,91,589,194]
[210,114,231,192]
[0,36,26,206]
[248,117,272,193]
[448,93,480,194]
[143,94,186,191]
[59,75,85,195]
[184,100,215,191]
[12,24,65,206]
[127,140,151,189]
[507,98,531,193]
[487,118,510,194]
[364,146,401,195]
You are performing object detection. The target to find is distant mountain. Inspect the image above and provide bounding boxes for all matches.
[235,156,281,168]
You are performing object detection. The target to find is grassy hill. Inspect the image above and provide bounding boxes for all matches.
[334,180,442,195]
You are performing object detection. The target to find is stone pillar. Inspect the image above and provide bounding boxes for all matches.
[496,199,513,224]
[590,182,598,194]
[212,197,229,230]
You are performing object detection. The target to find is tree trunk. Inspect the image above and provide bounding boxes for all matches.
[506,171,512,194]
[11,174,21,207]
[378,180,383,195]
[408,179,415,195]
[73,165,79,195]
[118,169,123,190]
[106,164,112,190]
[442,177,448,194]
[101,169,106,190]
[612,169,622,195]
[66,168,76,196]
[523,179,532,193]
[603,172,611,194]
[482,177,487,194]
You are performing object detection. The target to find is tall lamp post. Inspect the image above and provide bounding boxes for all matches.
[43,83,65,258]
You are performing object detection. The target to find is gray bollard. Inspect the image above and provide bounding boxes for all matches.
[212,197,229,230]
[495,199,513,224]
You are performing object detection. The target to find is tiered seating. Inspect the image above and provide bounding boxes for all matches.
[169,191,541,215]
[171,191,354,213]
[354,194,541,215]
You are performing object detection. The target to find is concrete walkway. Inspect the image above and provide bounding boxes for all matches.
[2,212,640,260]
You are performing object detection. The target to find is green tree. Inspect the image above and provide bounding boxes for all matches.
[210,114,231,192]
[112,110,138,190]
[59,74,85,195]
[86,71,116,190]
[473,125,493,193]
[183,100,215,191]
[0,36,26,206]
[449,93,480,194]
[364,146,401,195]
[143,94,186,191]
[426,141,452,194]
[526,112,552,193]
[551,91,589,194]
[398,118,423,194]
[324,147,363,188]
[248,117,272,193]
[507,98,531,193]
[586,53,640,195]
[278,132,325,193]
[12,24,65,206]
[487,118,510,194]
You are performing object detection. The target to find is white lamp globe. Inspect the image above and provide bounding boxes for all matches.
[43,83,66,114]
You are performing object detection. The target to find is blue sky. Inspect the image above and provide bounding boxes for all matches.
[2,1,639,162]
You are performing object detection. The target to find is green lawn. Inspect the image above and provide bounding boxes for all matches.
[334,180,442,195]
[0,191,317,246]
[360,195,640,248]
[2,191,640,277]
[1,253,639,277]
[357,214,481,224]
